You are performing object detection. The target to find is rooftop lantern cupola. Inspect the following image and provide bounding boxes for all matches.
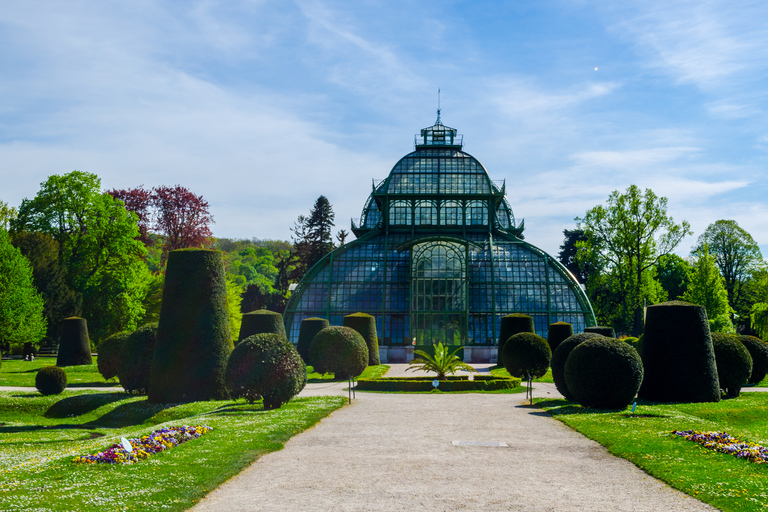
[415,109,463,149]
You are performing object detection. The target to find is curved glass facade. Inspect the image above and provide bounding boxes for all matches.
[284,117,595,362]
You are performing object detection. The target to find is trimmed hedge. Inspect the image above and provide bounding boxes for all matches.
[637,301,720,403]
[149,249,233,403]
[97,331,129,381]
[564,337,643,410]
[711,333,752,398]
[225,333,307,409]
[57,317,92,367]
[118,323,157,395]
[502,332,551,379]
[584,326,616,338]
[739,335,768,385]
[308,326,368,379]
[551,332,602,400]
[355,375,521,392]
[547,322,573,353]
[296,317,329,362]
[498,314,534,365]
[343,313,380,366]
[35,366,67,395]
[237,310,286,344]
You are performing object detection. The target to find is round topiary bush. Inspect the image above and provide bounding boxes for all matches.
[739,335,768,385]
[564,337,643,409]
[584,326,616,338]
[118,323,157,395]
[551,332,602,400]
[498,314,534,365]
[149,249,233,403]
[638,301,720,403]
[225,333,307,409]
[237,310,286,344]
[547,322,573,353]
[308,326,368,379]
[296,317,329,363]
[711,332,752,398]
[57,317,92,367]
[36,366,67,395]
[501,332,551,379]
[343,312,380,366]
[97,331,129,381]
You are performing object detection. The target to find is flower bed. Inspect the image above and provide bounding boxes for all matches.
[355,375,521,392]
[672,430,768,463]
[73,425,212,464]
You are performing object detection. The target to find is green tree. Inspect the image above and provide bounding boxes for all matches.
[656,253,692,301]
[558,228,590,284]
[576,185,691,335]
[291,196,335,280]
[11,171,149,341]
[0,228,47,351]
[683,246,733,332]
[693,220,762,315]
[0,200,17,229]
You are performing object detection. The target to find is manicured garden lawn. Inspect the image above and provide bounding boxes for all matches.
[306,364,389,382]
[538,393,768,511]
[0,389,344,511]
[0,357,119,387]
[490,365,553,383]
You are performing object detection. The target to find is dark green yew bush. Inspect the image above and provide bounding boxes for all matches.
[501,332,551,379]
[237,310,285,344]
[711,332,752,398]
[547,322,573,353]
[739,335,768,385]
[225,333,307,409]
[57,317,92,367]
[584,326,615,338]
[498,314,534,365]
[36,366,67,395]
[97,331,129,380]
[343,312,380,366]
[564,337,643,409]
[296,317,329,362]
[551,332,602,400]
[308,326,368,379]
[118,323,157,395]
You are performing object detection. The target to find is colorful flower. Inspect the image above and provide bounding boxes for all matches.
[672,430,768,464]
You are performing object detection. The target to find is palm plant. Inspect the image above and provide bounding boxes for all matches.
[406,342,477,379]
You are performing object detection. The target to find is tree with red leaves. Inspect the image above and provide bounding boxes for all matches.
[107,187,153,245]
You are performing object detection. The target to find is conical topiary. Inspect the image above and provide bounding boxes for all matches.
[57,317,92,367]
[148,249,233,403]
[237,310,285,345]
[498,314,534,365]
[637,301,720,403]
[343,312,380,365]
[297,317,330,362]
[547,322,573,353]
[584,326,615,338]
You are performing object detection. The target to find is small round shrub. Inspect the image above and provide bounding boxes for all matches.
[740,335,768,385]
[57,317,92,367]
[584,326,615,338]
[551,332,602,400]
[118,323,158,395]
[237,310,286,344]
[225,333,307,409]
[97,331,129,380]
[343,313,380,366]
[502,332,551,379]
[296,317,329,363]
[711,332,752,398]
[564,337,643,409]
[308,326,368,379]
[36,366,67,395]
[547,322,573,353]
[498,314,534,365]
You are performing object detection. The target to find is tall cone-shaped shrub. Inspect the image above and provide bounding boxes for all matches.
[237,310,285,344]
[343,313,380,365]
[584,326,615,338]
[297,317,329,362]
[497,314,534,365]
[57,317,92,367]
[547,322,573,353]
[149,249,232,403]
[637,301,719,403]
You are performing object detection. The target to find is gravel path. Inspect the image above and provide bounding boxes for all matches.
[192,365,717,512]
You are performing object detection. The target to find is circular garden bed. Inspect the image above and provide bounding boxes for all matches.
[355,375,521,392]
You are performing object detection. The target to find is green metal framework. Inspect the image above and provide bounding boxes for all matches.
[284,116,596,347]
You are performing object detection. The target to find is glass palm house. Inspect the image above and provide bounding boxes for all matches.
[284,115,596,362]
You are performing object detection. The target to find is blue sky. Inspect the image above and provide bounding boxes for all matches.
[1,0,767,257]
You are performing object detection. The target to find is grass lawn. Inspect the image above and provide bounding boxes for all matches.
[538,393,768,511]
[0,357,119,387]
[306,364,389,382]
[490,365,553,383]
[0,389,344,511]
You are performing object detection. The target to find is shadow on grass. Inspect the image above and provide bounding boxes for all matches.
[67,382,121,388]
[45,393,133,418]
[88,399,176,428]
[205,402,269,416]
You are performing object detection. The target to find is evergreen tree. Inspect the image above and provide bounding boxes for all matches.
[557,228,589,283]
[683,246,733,332]
[291,196,335,280]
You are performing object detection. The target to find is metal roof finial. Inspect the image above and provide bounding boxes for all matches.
[436,88,442,125]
